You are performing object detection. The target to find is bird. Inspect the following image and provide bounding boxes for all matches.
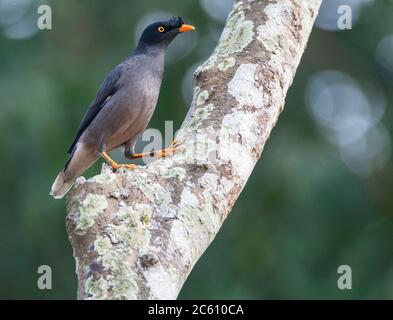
[50,16,195,199]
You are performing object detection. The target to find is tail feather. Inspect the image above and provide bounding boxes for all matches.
[50,171,76,200]
[50,143,99,200]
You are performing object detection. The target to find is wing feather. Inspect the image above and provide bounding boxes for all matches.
[68,65,123,154]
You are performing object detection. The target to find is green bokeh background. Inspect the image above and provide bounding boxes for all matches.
[0,0,392,299]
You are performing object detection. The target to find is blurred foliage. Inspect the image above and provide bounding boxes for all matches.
[0,0,392,299]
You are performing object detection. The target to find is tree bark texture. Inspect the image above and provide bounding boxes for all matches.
[66,0,322,300]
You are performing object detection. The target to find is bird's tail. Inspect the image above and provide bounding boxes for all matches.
[50,144,99,199]
[50,170,75,200]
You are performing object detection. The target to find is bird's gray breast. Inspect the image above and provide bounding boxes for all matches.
[103,55,164,150]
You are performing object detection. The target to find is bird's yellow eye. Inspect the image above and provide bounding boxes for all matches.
[158,26,165,33]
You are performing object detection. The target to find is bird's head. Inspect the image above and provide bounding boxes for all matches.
[137,16,195,50]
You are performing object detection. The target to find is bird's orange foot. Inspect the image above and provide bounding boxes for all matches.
[111,163,137,170]
[101,152,137,171]
[127,140,183,160]
[156,146,183,158]
[156,139,184,159]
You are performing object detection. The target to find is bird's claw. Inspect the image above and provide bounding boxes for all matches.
[159,145,184,158]
[111,163,137,171]
[161,139,184,156]
[170,139,182,148]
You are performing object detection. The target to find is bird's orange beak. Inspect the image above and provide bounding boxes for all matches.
[178,24,195,33]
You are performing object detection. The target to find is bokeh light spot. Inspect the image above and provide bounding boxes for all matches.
[306,70,390,175]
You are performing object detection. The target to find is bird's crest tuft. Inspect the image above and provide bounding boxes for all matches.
[167,16,184,28]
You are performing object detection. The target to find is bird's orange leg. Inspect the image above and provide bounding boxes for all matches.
[127,147,179,160]
[127,140,182,160]
[101,152,137,170]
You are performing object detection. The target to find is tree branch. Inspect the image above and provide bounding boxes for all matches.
[66,0,322,300]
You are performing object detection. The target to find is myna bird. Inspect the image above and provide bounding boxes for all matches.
[51,16,195,199]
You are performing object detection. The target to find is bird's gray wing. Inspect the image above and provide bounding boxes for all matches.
[68,65,123,154]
